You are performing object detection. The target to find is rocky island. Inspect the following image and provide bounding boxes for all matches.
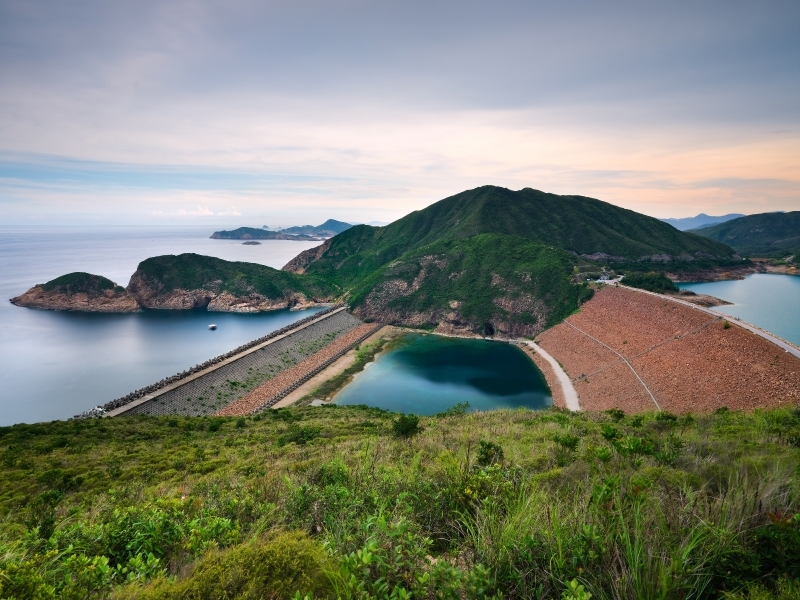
[10,272,140,312]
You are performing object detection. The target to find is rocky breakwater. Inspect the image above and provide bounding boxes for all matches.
[75,305,342,418]
[10,272,140,312]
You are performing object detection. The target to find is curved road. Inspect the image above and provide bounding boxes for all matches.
[522,341,581,411]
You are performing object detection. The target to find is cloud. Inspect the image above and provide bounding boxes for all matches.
[0,0,797,224]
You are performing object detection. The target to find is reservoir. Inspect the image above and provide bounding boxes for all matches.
[333,333,552,414]
[677,274,800,347]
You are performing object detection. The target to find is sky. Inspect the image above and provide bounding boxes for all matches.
[0,0,798,229]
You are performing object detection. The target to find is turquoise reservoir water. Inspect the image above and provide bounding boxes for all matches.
[334,333,552,414]
[677,274,800,346]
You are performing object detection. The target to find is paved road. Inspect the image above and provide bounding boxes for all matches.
[522,341,581,411]
[618,284,800,361]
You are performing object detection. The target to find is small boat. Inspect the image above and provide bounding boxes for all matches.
[208,324,217,330]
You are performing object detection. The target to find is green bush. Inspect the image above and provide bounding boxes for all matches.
[123,532,332,600]
[622,271,679,293]
[391,414,422,439]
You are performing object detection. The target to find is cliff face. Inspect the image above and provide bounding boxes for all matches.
[10,285,140,312]
[126,270,325,312]
[281,239,332,274]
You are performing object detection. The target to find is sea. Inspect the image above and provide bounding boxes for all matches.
[677,274,800,347]
[0,229,321,425]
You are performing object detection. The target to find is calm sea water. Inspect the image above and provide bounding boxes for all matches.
[677,274,800,346]
[0,229,321,425]
[334,333,552,414]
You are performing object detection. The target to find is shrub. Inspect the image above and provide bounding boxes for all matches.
[278,424,321,446]
[392,414,422,439]
[124,532,332,600]
[622,271,678,293]
[477,440,504,466]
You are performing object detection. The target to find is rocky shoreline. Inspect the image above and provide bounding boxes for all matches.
[10,285,140,312]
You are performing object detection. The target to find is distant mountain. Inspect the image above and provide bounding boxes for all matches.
[691,212,800,258]
[210,227,319,241]
[280,219,353,237]
[661,213,745,231]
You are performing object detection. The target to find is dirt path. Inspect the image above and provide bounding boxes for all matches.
[520,342,579,411]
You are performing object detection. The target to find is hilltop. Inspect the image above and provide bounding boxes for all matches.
[692,211,800,259]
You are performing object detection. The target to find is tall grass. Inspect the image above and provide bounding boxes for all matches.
[0,406,797,598]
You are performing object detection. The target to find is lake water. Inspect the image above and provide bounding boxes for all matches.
[333,333,552,414]
[677,274,800,347]
[0,229,321,425]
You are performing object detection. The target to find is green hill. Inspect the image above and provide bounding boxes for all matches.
[692,211,800,258]
[0,406,797,599]
[293,186,736,288]
[282,186,738,334]
[39,272,125,294]
[348,233,592,336]
[127,253,334,307]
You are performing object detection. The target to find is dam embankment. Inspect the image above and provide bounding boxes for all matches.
[535,285,800,413]
[104,307,376,417]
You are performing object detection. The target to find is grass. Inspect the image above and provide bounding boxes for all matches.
[0,406,798,598]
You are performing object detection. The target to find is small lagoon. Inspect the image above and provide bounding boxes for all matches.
[333,333,552,414]
[677,273,800,346]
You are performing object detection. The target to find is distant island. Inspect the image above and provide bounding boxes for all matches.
[210,227,320,241]
[212,220,354,241]
[275,219,353,237]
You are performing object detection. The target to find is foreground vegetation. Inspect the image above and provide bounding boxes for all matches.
[1,406,798,599]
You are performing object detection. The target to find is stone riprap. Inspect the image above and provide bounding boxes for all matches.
[81,305,340,418]
[118,308,363,417]
[217,322,383,415]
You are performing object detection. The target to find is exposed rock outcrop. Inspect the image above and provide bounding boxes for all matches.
[126,270,326,312]
[11,273,140,312]
[281,239,332,274]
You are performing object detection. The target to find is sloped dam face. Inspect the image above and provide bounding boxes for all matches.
[333,333,552,414]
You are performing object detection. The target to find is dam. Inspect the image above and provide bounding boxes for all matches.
[100,307,380,417]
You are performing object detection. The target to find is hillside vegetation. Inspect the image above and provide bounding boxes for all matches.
[0,406,797,599]
[348,233,592,337]
[693,212,800,258]
[290,186,737,288]
[39,272,126,295]
[129,253,334,304]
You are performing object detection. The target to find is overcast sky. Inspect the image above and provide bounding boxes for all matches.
[1,0,798,228]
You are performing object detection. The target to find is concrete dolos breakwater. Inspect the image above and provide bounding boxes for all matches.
[74,305,365,418]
